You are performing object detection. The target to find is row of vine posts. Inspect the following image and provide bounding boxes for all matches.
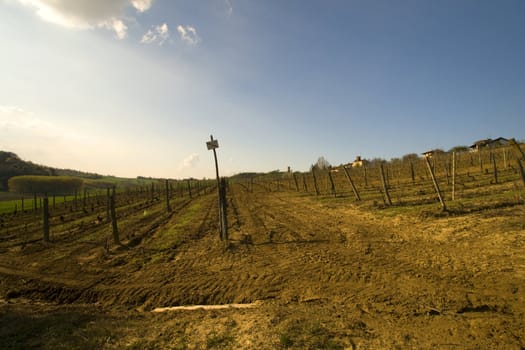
[251,140,525,212]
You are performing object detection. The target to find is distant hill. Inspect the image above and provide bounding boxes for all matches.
[0,151,103,191]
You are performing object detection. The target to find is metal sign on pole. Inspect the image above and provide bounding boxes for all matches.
[207,135,226,240]
[206,138,219,150]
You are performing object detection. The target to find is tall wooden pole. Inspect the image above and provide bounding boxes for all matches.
[220,178,228,241]
[209,135,225,240]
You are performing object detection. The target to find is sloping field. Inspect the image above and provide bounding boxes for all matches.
[0,184,524,349]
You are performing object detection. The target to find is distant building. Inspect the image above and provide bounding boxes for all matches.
[421,149,445,158]
[351,155,368,168]
[469,137,509,152]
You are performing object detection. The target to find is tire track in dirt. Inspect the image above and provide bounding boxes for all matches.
[170,185,364,305]
[86,193,228,308]
[221,187,464,313]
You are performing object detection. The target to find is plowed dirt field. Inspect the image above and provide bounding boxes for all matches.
[1,184,524,349]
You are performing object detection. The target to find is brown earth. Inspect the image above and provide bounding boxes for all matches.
[0,184,524,349]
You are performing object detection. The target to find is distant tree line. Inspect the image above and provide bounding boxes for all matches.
[8,175,84,195]
[0,151,52,191]
[0,151,103,191]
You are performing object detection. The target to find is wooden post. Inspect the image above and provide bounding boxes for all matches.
[509,139,525,187]
[385,163,388,187]
[410,161,415,183]
[187,179,192,198]
[110,187,120,245]
[312,168,320,196]
[363,166,368,187]
[424,156,447,211]
[302,174,308,192]
[106,188,110,220]
[517,160,525,188]
[510,138,525,160]
[327,168,336,197]
[492,155,498,184]
[479,149,483,174]
[165,179,171,212]
[151,182,155,201]
[445,159,450,186]
[21,197,24,212]
[43,195,49,242]
[343,165,361,201]
[452,152,456,201]
[503,148,507,169]
[379,162,392,205]
[33,192,37,212]
[292,173,299,191]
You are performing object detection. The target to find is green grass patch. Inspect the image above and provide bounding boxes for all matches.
[0,195,83,215]
[148,201,204,251]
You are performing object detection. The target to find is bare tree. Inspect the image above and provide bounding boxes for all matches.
[314,156,331,170]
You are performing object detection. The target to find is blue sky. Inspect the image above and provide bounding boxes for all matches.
[1,0,524,178]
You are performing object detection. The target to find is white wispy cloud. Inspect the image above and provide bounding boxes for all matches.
[109,19,128,40]
[177,25,200,45]
[15,0,154,39]
[180,153,200,170]
[131,0,153,12]
[141,23,170,45]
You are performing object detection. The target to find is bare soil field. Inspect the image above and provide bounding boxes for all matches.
[0,184,524,349]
